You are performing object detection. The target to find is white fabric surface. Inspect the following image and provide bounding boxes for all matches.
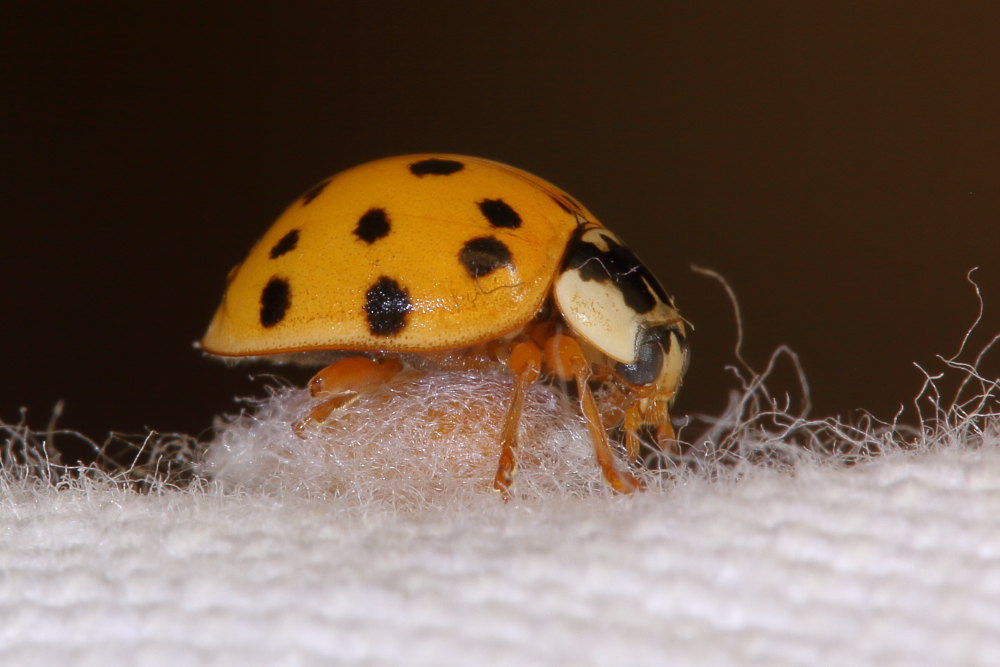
[3,439,1000,666]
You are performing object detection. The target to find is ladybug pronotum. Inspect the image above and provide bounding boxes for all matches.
[201,154,689,498]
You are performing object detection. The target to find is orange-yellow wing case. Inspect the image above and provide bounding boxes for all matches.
[201,154,595,356]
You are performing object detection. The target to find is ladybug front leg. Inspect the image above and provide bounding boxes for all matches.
[649,395,682,460]
[654,401,677,451]
[546,334,642,494]
[293,356,401,436]
[623,399,643,464]
[493,341,542,501]
[621,386,679,463]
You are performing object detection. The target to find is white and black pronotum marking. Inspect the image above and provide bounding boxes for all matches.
[555,226,687,385]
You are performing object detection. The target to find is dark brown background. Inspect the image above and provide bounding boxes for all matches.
[3,3,998,454]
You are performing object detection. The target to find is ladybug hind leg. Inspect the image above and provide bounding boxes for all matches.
[293,356,402,436]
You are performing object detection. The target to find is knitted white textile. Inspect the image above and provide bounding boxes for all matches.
[3,361,999,666]
[3,439,1000,666]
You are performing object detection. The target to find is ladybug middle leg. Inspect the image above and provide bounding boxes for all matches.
[492,341,542,501]
[293,356,402,436]
[545,334,642,494]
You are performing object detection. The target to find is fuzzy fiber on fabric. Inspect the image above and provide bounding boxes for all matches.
[2,362,999,666]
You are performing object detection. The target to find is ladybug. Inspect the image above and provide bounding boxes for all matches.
[201,154,689,498]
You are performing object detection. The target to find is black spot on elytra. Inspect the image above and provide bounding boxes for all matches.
[301,179,331,205]
[478,199,522,228]
[458,236,513,279]
[561,228,673,314]
[409,158,465,176]
[364,277,412,336]
[269,229,299,259]
[259,277,290,328]
[354,208,391,244]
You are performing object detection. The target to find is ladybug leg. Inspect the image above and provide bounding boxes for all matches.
[546,334,642,494]
[493,341,542,501]
[622,385,678,463]
[293,356,401,436]
[651,396,680,458]
[655,405,677,450]
[623,399,643,464]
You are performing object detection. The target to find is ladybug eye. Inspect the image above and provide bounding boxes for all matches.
[615,326,671,386]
